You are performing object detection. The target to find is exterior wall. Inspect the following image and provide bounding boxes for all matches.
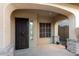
[12,10,54,48]
[0,4,4,49]
[0,3,79,55]
[0,4,4,55]
[4,4,16,56]
[37,15,54,47]
[0,4,15,56]
[12,10,37,48]
[67,15,77,53]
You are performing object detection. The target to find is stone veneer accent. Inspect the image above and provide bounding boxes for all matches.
[0,43,14,56]
[1,39,79,56]
[67,39,79,55]
[75,43,79,54]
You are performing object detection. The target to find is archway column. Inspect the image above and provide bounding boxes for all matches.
[67,15,78,54]
[73,12,79,54]
[0,4,6,55]
[0,4,15,56]
[54,22,60,44]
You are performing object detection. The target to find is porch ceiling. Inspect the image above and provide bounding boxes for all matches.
[14,9,59,18]
[13,9,67,23]
[12,3,68,22]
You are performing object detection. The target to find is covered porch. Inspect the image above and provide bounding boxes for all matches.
[11,9,69,48]
[0,3,78,56]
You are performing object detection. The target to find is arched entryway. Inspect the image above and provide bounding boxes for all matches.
[2,3,77,55]
[11,9,69,49]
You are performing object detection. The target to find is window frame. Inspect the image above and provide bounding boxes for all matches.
[39,23,51,38]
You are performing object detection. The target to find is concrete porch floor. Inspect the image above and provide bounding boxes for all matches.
[14,44,75,56]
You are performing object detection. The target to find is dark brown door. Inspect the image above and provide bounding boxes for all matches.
[15,18,29,50]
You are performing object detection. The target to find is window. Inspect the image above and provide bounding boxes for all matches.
[39,23,51,38]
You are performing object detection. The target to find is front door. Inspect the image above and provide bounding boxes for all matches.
[15,18,29,50]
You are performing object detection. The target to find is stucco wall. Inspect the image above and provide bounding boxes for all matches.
[76,28,79,41]
[12,10,37,48]
[0,4,4,49]
[37,15,54,47]
[12,10,54,48]
[0,3,15,55]
[0,3,79,55]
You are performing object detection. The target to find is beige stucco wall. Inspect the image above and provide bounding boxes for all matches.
[0,4,4,49]
[0,3,79,55]
[12,10,55,48]
[37,15,54,47]
[12,10,38,48]
[76,28,79,41]
[0,4,15,55]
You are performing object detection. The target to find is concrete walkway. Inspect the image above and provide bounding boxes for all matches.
[15,44,75,56]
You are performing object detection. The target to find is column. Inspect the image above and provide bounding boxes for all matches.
[67,14,77,53]
[54,22,60,44]
[0,4,4,55]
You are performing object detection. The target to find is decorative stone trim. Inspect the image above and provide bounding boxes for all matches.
[75,43,79,54]
[67,39,78,54]
[0,43,14,56]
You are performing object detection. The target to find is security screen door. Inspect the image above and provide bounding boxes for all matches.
[15,18,29,50]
